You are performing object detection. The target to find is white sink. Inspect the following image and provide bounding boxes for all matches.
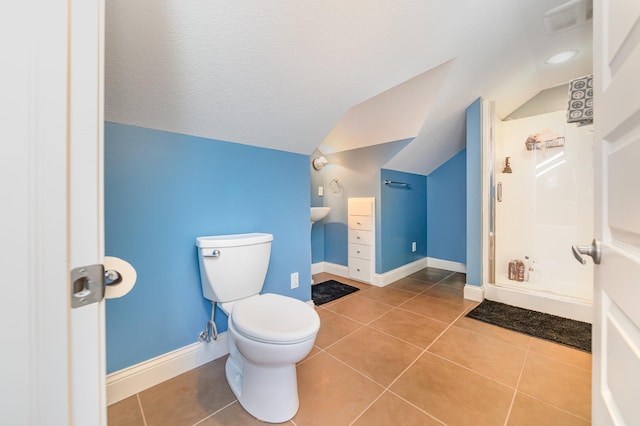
[310,207,331,223]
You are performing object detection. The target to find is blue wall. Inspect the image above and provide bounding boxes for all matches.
[104,122,311,373]
[466,98,482,286]
[426,149,467,264]
[379,169,428,273]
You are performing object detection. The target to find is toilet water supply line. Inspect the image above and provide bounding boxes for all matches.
[199,302,218,342]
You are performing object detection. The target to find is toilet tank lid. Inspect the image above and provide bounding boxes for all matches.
[196,233,273,248]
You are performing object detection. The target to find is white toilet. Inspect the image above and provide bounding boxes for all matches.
[196,233,320,423]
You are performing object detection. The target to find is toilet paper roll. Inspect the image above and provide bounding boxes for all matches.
[104,256,137,299]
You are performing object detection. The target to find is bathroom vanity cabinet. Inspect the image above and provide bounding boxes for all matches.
[348,197,375,284]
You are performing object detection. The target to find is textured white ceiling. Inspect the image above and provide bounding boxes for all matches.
[105,0,592,175]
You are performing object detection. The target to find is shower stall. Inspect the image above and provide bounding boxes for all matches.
[485,108,594,322]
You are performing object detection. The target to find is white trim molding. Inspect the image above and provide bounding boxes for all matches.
[314,258,467,288]
[485,284,592,323]
[464,284,485,302]
[311,261,324,276]
[427,257,467,273]
[374,257,430,287]
[106,334,229,405]
[321,262,349,278]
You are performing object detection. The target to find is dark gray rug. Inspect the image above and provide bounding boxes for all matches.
[312,280,359,305]
[466,299,591,353]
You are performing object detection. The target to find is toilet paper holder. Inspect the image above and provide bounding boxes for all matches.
[104,269,122,286]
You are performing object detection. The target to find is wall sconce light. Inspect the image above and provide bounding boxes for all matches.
[312,156,328,170]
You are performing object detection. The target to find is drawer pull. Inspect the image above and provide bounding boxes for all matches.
[357,236,361,239]
[357,268,361,271]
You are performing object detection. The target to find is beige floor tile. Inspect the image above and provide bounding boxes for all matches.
[428,325,527,387]
[107,395,144,426]
[358,286,416,306]
[453,317,532,349]
[327,326,422,386]
[139,356,236,426]
[529,338,592,370]
[409,267,453,283]
[298,344,322,364]
[387,277,435,294]
[391,352,513,426]
[353,391,443,426]
[369,308,449,349]
[438,272,467,288]
[314,308,362,349]
[519,352,591,421]
[423,284,471,306]
[324,294,393,324]
[507,392,590,426]
[293,352,384,426]
[197,400,287,425]
[399,294,468,323]
[125,267,596,425]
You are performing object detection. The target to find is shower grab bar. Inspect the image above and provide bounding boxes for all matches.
[384,180,411,188]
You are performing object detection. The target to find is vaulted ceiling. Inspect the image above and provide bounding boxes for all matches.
[105,0,592,175]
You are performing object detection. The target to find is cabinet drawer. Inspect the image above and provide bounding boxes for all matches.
[348,215,372,230]
[349,243,372,260]
[348,198,373,216]
[349,229,373,245]
[349,258,372,283]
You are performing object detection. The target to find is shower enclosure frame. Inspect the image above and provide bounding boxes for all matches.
[480,101,593,323]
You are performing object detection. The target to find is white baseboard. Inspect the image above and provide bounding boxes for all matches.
[311,261,324,275]
[374,257,430,287]
[322,262,349,277]
[464,284,484,302]
[313,258,467,288]
[106,334,229,406]
[485,284,592,323]
[427,257,467,273]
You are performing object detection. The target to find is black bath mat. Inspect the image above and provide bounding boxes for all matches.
[312,280,359,305]
[466,299,592,353]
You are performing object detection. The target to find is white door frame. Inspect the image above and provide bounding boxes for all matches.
[1,0,105,424]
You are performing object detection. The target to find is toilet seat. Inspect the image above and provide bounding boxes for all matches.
[231,293,320,344]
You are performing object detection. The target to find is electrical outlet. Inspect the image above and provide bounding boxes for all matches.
[411,242,416,252]
[290,272,299,289]
[318,186,324,196]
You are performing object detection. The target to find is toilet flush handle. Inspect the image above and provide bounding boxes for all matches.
[203,249,221,257]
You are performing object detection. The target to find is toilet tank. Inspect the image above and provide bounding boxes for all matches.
[196,233,273,303]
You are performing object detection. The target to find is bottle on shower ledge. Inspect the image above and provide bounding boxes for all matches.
[508,261,517,280]
[524,256,531,281]
[516,260,525,282]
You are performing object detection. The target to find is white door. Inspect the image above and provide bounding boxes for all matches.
[1,0,105,424]
[592,0,640,424]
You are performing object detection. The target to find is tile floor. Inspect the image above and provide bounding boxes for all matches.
[108,268,592,425]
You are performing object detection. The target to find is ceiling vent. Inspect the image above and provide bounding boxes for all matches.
[544,0,593,35]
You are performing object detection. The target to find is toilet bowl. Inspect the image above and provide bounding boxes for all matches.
[196,233,320,423]
[224,293,319,423]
